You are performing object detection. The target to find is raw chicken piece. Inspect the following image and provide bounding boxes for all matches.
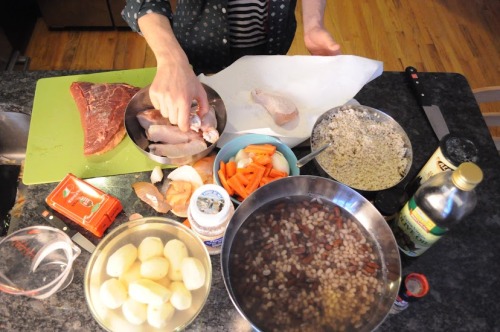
[251,89,299,126]
[147,124,202,144]
[137,109,170,130]
[190,106,219,143]
[149,140,208,158]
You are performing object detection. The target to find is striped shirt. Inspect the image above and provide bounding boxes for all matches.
[227,0,268,48]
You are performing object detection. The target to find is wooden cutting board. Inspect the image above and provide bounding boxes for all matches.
[23,68,174,185]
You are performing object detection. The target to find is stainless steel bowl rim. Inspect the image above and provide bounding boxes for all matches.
[310,104,413,193]
[125,84,227,165]
[221,175,401,332]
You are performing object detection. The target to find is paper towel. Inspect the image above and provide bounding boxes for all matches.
[199,55,383,147]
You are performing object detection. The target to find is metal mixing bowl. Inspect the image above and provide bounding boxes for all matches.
[84,217,212,332]
[221,175,401,332]
[310,104,413,198]
[125,84,227,165]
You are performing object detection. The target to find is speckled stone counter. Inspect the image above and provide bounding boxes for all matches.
[1,70,499,331]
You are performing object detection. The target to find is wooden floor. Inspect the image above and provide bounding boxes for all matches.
[25,0,499,120]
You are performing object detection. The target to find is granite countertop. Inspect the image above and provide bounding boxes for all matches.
[0,70,499,331]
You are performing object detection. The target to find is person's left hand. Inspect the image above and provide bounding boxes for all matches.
[304,27,342,56]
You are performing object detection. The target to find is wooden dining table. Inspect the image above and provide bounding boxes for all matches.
[0,69,499,331]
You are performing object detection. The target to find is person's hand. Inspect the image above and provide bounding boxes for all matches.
[149,62,209,132]
[304,26,341,56]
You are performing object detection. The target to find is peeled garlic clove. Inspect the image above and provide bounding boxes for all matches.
[138,237,164,262]
[106,243,138,277]
[119,261,141,288]
[99,278,128,309]
[122,298,147,325]
[129,279,172,305]
[181,257,206,290]
[140,257,169,280]
[169,281,192,310]
[147,302,175,329]
[150,166,164,184]
[164,239,188,281]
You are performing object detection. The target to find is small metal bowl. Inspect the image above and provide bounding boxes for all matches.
[125,84,227,165]
[310,104,413,198]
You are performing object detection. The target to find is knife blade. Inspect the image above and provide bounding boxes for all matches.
[37,206,96,254]
[405,66,450,140]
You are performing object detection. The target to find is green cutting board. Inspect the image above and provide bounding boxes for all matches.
[23,68,174,185]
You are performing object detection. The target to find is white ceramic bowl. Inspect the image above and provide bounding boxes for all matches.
[84,217,212,332]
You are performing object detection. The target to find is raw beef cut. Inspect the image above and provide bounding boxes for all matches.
[70,82,139,156]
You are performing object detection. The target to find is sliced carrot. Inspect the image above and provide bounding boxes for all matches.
[220,161,227,178]
[253,154,272,166]
[227,175,249,199]
[235,171,250,186]
[264,163,273,177]
[246,164,266,194]
[269,168,288,178]
[226,160,237,178]
[243,144,277,155]
[218,169,235,196]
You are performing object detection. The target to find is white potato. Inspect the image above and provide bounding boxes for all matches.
[99,278,128,309]
[140,257,169,280]
[169,281,192,310]
[138,237,164,262]
[106,243,138,277]
[122,298,147,325]
[119,261,141,288]
[128,279,172,305]
[155,276,171,289]
[147,302,175,329]
[181,257,206,290]
[164,239,188,281]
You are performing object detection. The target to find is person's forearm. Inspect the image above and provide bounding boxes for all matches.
[302,0,327,32]
[138,13,189,68]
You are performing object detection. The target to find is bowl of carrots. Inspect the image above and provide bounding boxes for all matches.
[213,134,300,204]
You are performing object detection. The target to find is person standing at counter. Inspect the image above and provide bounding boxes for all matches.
[122,0,341,132]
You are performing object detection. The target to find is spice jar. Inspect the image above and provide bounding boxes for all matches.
[405,134,478,197]
[187,184,234,255]
[389,273,430,314]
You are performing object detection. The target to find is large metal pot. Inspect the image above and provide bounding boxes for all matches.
[221,175,401,332]
[124,84,227,165]
[310,104,413,199]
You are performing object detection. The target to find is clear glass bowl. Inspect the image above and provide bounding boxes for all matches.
[84,217,212,332]
[0,225,81,299]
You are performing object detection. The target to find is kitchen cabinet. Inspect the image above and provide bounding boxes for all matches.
[37,0,114,28]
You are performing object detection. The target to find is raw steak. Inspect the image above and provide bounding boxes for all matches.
[70,82,140,156]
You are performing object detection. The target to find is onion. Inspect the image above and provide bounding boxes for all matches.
[271,151,290,175]
[132,182,171,213]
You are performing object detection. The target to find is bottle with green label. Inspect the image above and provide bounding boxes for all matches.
[394,162,483,257]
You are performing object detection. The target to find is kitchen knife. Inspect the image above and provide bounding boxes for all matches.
[37,206,96,254]
[405,66,450,140]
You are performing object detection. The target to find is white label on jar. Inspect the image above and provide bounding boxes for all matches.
[197,189,225,215]
[416,147,457,184]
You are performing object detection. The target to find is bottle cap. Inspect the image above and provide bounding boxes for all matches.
[452,162,483,191]
[403,273,429,298]
[189,184,231,228]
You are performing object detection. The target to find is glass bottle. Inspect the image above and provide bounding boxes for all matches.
[394,162,483,257]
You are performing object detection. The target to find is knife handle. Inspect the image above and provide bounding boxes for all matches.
[405,66,432,107]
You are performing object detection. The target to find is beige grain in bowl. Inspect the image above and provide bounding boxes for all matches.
[311,104,412,193]
[84,217,211,332]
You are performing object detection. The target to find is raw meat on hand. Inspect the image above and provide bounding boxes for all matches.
[70,82,139,156]
[136,109,170,129]
[146,124,203,144]
[189,106,219,143]
[149,140,208,158]
[251,89,299,126]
